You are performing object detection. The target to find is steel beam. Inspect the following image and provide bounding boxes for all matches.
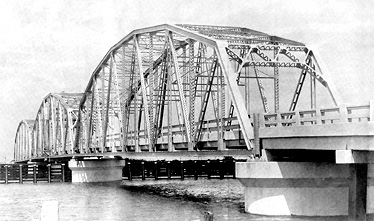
[216,42,254,149]
[274,48,280,112]
[309,48,342,106]
[112,53,123,152]
[189,39,196,151]
[101,68,106,151]
[148,33,155,151]
[102,60,113,152]
[167,31,191,143]
[134,35,152,150]
[87,81,96,151]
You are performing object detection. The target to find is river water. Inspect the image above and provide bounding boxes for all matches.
[0,181,344,221]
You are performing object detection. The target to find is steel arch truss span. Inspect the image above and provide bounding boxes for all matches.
[15,24,342,161]
[14,120,34,161]
[75,24,340,154]
[14,93,82,162]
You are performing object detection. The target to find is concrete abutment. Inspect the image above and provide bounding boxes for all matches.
[236,161,374,218]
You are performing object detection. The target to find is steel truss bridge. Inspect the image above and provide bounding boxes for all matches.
[14,23,365,163]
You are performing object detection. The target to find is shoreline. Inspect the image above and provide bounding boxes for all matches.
[120,178,245,211]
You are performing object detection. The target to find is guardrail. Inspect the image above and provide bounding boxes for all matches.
[259,101,374,127]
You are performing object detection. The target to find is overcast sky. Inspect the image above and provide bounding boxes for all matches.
[1,0,373,162]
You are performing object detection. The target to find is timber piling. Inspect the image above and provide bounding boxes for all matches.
[122,158,237,181]
[0,163,71,184]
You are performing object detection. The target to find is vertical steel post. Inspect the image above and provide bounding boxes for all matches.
[53,98,59,155]
[38,113,42,156]
[220,66,226,125]
[58,103,64,154]
[121,46,128,151]
[112,53,123,152]
[148,33,154,152]
[87,81,96,152]
[94,77,103,153]
[245,64,250,114]
[50,98,56,155]
[188,39,195,151]
[67,111,74,154]
[103,57,114,152]
[42,102,46,154]
[182,45,187,142]
[218,64,225,150]
[167,48,173,152]
[134,65,140,152]
[274,48,280,113]
[253,113,261,156]
[134,35,152,149]
[101,68,106,152]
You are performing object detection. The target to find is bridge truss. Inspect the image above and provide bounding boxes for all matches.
[14,93,82,161]
[14,24,341,162]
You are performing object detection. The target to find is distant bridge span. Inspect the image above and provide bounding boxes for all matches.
[14,24,342,163]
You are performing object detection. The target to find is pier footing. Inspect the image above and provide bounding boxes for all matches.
[236,162,374,217]
[68,159,126,183]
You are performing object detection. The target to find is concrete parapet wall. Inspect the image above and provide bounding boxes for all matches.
[263,137,374,151]
[236,162,374,216]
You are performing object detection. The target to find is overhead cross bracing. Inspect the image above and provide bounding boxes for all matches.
[14,24,342,162]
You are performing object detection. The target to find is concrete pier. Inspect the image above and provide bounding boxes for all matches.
[236,162,374,217]
[68,159,126,183]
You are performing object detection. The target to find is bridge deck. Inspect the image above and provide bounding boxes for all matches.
[16,101,374,163]
[25,149,251,162]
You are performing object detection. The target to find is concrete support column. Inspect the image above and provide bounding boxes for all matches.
[349,164,368,221]
[236,161,374,217]
[68,159,126,183]
[366,165,374,215]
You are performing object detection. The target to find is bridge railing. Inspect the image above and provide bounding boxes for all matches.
[67,102,374,150]
[259,101,374,127]
[125,118,241,142]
